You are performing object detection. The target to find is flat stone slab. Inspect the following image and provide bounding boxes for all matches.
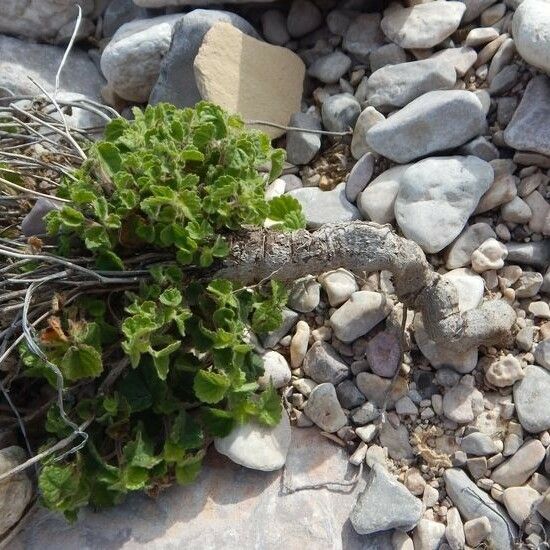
[15,429,391,550]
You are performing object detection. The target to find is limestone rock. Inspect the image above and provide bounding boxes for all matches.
[513,0,550,74]
[394,156,494,253]
[343,14,385,63]
[365,330,401,378]
[318,269,358,307]
[502,486,542,526]
[101,15,183,103]
[504,76,550,157]
[367,59,456,109]
[289,184,360,229]
[366,91,487,163]
[444,468,517,550]
[357,165,409,224]
[351,106,385,160]
[214,411,290,471]
[471,238,508,273]
[446,223,496,270]
[345,153,374,203]
[322,93,361,133]
[485,355,524,387]
[330,291,393,343]
[304,383,347,433]
[350,463,422,535]
[258,351,291,389]
[302,341,349,385]
[443,376,484,424]
[442,268,484,313]
[413,519,446,550]
[491,439,545,487]
[288,276,320,313]
[285,112,321,166]
[194,23,305,139]
[381,1,466,49]
[513,365,550,433]
[0,446,33,536]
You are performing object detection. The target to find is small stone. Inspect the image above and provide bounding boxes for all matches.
[356,372,408,409]
[336,380,365,410]
[442,268,484,312]
[322,93,361,133]
[286,0,322,38]
[501,197,532,224]
[392,530,414,550]
[285,113,321,166]
[365,330,401,378]
[446,223,496,269]
[214,410,291,471]
[491,439,546,487]
[345,153,374,203]
[413,519,446,550]
[288,276,320,313]
[461,432,502,456]
[258,351,291,389]
[304,383,347,433]
[289,184,360,229]
[194,23,305,139]
[502,486,542,527]
[351,106,385,160]
[0,447,32,536]
[308,51,351,84]
[330,291,393,343]
[292,377,316,397]
[381,1,466,49]
[379,422,414,461]
[358,165,409,224]
[318,269,358,307]
[351,402,380,425]
[485,354,524,387]
[458,136,499,162]
[261,10,289,46]
[445,468,517,550]
[465,27,500,47]
[513,0,550,74]
[529,301,550,319]
[355,424,378,443]
[21,198,60,237]
[515,365,550,433]
[504,76,550,157]
[445,507,465,550]
[350,463,423,535]
[395,156,494,253]
[367,58,456,110]
[366,92,487,164]
[370,43,407,72]
[535,340,550,369]
[538,492,550,521]
[342,13,385,63]
[404,468,427,496]
[464,517,492,547]
[471,238,508,273]
[515,272,543,299]
[302,341,349,385]
[476,174,518,216]
[290,321,310,369]
[467,456,488,480]
[260,307,298,349]
[443,377,484,424]
[524,190,550,235]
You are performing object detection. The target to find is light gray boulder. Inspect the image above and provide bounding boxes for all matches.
[513,0,550,74]
[366,91,487,163]
[394,156,494,254]
[513,365,550,433]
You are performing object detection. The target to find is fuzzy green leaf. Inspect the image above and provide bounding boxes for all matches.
[60,344,103,381]
[193,370,231,404]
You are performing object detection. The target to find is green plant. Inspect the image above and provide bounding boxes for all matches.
[21,102,305,520]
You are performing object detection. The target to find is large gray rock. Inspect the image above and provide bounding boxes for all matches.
[513,0,550,74]
[444,468,517,550]
[214,411,291,471]
[367,59,456,109]
[0,446,33,537]
[0,35,104,100]
[0,0,94,43]
[366,91,487,163]
[101,14,184,103]
[381,1,466,49]
[504,76,550,157]
[342,13,385,63]
[14,427,389,549]
[513,365,550,433]
[350,463,422,535]
[288,184,361,229]
[149,10,257,108]
[491,439,546,487]
[394,156,494,254]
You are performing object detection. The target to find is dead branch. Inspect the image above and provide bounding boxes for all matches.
[216,221,516,352]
